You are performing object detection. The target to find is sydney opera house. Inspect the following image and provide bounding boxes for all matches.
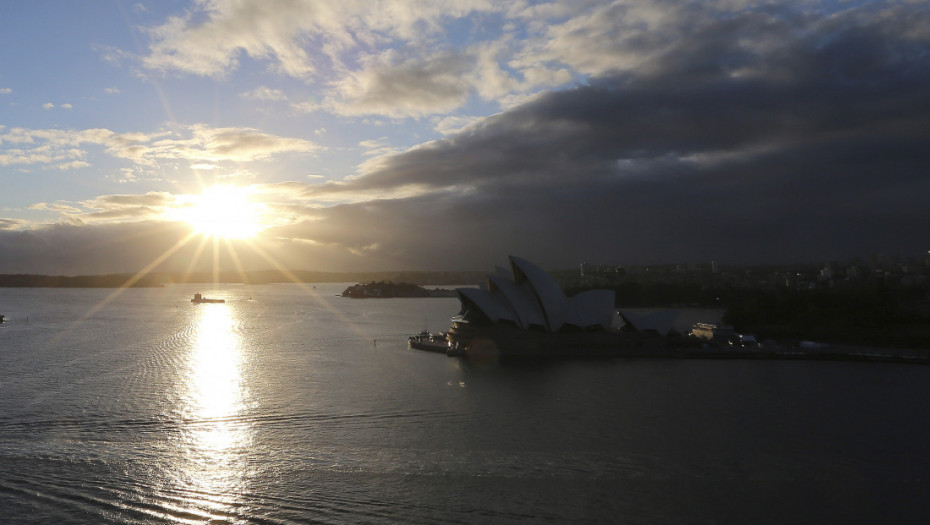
[447,256,658,359]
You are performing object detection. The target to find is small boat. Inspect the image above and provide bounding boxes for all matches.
[191,293,225,304]
[408,330,451,354]
[445,340,465,357]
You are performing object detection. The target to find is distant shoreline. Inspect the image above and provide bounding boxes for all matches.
[0,274,165,288]
[0,270,486,288]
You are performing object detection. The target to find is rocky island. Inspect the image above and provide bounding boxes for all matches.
[341,281,457,298]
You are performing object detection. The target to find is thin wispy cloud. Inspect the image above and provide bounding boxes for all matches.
[1,125,318,171]
[241,86,288,102]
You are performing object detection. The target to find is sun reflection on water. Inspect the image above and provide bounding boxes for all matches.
[190,304,244,421]
[176,301,252,515]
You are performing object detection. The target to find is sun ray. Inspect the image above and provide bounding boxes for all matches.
[237,238,373,339]
[52,228,202,345]
[220,236,252,285]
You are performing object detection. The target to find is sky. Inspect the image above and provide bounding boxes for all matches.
[1,0,929,275]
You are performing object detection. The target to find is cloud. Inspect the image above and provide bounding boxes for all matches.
[0,218,25,230]
[138,1,765,121]
[43,102,55,110]
[137,1,539,117]
[137,125,320,164]
[110,167,141,184]
[0,88,11,95]
[136,0,929,123]
[25,183,320,232]
[357,137,402,160]
[143,2,314,77]
[0,128,93,169]
[0,221,197,275]
[141,1,807,121]
[432,115,484,135]
[3,1,929,273]
[85,191,174,209]
[327,49,476,118]
[0,124,319,171]
[141,0,500,78]
[29,202,83,214]
[292,1,930,266]
[240,86,288,101]
[0,216,400,275]
[516,0,680,77]
[96,44,134,66]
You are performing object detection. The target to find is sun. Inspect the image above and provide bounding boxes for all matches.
[177,185,263,239]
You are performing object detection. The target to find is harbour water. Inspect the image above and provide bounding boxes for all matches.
[1,283,929,524]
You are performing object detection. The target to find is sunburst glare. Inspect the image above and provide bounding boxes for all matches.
[175,185,264,239]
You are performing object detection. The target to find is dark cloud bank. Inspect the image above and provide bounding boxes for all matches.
[301,3,930,270]
[3,2,930,273]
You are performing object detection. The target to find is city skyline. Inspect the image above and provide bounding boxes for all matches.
[2,1,929,275]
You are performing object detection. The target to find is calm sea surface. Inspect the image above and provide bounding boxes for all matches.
[1,283,929,524]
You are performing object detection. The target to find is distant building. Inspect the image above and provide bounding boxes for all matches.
[846,265,861,279]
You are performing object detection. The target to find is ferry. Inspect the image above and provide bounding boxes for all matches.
[408,330,456,355]
[191,293,225,304]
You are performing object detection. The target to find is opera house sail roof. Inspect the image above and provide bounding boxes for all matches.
[453,256,615,334]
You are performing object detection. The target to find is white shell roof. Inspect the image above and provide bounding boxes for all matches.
[456,256,615,333]
[457,287,519,325]
[510,256,568,331]
[564,289,615,329]
[488,274,547,330]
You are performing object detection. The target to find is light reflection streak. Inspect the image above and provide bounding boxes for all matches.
[175,301,252,516]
